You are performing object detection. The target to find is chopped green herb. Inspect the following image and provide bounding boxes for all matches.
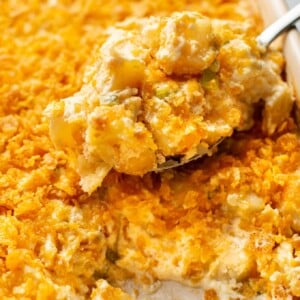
[200,69,219,90]
[202,69,216,82]
[209,59,220,73]
[155,84,170,99]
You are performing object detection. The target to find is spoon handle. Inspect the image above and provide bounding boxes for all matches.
[257,3,300,47]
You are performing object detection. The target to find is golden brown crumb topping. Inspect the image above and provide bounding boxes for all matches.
[1,0,299,299]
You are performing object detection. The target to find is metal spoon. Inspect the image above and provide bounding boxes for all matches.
[156,3,300,171]
[256,2,300,47]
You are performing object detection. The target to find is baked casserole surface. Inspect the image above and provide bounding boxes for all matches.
[0,0,300,299]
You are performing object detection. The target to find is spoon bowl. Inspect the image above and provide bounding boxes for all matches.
[155,3,300,171]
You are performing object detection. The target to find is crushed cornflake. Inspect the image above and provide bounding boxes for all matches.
[1,0,300,299]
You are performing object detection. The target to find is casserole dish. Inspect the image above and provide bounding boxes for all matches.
[0,1,300,299]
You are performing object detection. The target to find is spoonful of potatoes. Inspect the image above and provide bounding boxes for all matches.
[45,5,300,194]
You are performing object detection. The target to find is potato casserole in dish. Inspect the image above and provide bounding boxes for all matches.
[0,0,300,299]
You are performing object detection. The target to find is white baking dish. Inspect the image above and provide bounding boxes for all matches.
[257,0,300,103]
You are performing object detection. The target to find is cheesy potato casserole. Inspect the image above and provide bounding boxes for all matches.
[1,0,300,299]
[46,12,292,193]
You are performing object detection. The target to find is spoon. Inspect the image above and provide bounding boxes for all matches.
[156,3,300,171]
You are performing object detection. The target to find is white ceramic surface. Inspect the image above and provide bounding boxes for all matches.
[257,0,300,103]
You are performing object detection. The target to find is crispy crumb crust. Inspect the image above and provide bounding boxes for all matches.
[1,0,300,299]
